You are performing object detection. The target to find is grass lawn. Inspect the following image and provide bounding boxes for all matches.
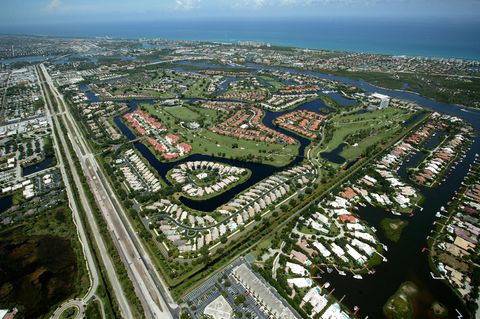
[298,225,317,235]
[142,103,299,167]
[59,307,78,319]
[251,234,277,259]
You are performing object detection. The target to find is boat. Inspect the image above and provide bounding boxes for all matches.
[359,202,366,207]
[338,270,347,276]
[353,274,363,279]
[392,211,401,216]
[371,226,377,233]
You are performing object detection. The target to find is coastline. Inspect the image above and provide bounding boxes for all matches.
[2,17,480,60]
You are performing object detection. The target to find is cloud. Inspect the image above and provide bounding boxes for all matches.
[232,0,385,9]
[176,0,201,10]
[232,0,321,9]
[47,0,62,10]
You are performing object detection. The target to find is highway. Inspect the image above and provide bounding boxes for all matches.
[36,66,102,319]
[37,65,134,319]
[38,64,176,319]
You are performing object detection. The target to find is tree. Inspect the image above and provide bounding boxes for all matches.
[234,295,246,305]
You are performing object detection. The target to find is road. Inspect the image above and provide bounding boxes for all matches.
[37,65,133,319]
[39,64,176,319]
[36,66,103,319]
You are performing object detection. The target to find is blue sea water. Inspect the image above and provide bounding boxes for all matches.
[2,17,479,60]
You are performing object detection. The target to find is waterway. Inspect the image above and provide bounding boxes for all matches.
[98,61,480,318]
[80,84,100,102]
[321,132,478,318]
[0,55,52,65]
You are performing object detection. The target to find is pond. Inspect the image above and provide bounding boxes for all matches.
[22,156,54,176]
[0,196,13,215]
[320,143,347,164]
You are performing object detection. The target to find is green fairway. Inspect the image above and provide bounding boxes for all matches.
[317,107,415,162]
[258,75,286,90]
[184,79,212,98]
[164,105,200,121]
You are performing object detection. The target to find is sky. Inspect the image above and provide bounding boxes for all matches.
[0,0,479,26]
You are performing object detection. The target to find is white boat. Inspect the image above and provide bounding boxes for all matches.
[338,270,347,276]
[392,211,401,216]
[353,274,363,280]
[371,227,377,233]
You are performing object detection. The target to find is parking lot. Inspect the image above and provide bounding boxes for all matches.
[184,258,270,319]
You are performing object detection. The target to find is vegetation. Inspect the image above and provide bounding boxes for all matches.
[383,281,418,319]
[85,300,103,318]
[59,307,78,319]
[380,218,409,242]
[0,206,87,319]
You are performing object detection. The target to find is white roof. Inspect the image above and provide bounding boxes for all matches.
[371,92,390,100]
[203,295,233,319]
[287,278,312,288]
[286,262,307,276]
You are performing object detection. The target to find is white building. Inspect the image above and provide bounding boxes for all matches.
[371,93,390,109]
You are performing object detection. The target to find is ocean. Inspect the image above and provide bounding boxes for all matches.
[2,17,479,60]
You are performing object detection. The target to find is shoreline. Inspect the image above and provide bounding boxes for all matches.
[1,30,480,62]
